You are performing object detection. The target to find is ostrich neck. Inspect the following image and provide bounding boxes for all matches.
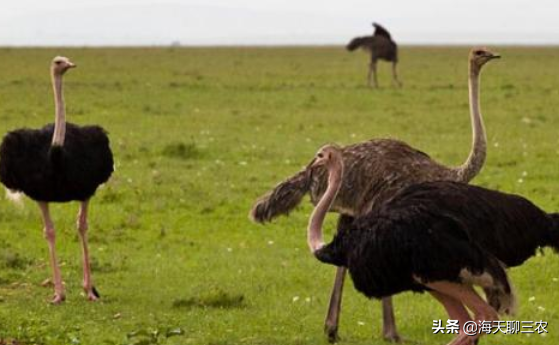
[455,65,487,182]
[307,161,343,253]
[51,73,66,146]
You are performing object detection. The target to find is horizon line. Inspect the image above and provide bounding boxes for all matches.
[2,42,559,49]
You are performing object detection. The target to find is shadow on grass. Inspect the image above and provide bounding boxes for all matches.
[172,289,245,310]
[0,249,32,270]
[161,142,201,160]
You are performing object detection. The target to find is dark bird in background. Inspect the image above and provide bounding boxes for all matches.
[307,145,559,345]
[0,56,114,304]
[346,23,401,88]
[250,48,499,342]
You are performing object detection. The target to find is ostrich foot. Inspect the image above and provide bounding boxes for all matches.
[453,339,476,345]
[383,331,403,343]
[51,293,66,304]
[447,334,477,345]
[85,286,100,301]
[324,323,340,343]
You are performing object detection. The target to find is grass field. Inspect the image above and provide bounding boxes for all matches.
[1,46,559,345]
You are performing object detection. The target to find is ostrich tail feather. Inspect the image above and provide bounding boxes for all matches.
[250,170,310,223]
[5,188,24,208]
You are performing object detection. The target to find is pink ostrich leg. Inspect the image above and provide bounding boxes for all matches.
[429,290,473,338]
[77,200,99,300]
[427,281,499,345]
[38,202,65,304]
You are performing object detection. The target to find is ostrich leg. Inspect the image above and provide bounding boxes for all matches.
[368,60,378,88]
[427,282,498,345]
[324,215,354,342]
[38,202,65,304]
[392,61,402,88]
[77,200,100,300]
[382,297,402,342]
[324,266,347,342]
[429,291,473,338]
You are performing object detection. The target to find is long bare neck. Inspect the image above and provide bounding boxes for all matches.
[307,160,343,253]
[454,64,486,182]
[51,72,66,146]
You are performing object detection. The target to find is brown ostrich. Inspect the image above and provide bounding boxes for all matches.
[346,23,401,88]
[250,48,500,342]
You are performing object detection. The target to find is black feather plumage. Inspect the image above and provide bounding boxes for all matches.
[317,181,557,302]
[386,181,559,265]
[316,201,507,300]
[0,122,113,202]
[373,23,392,40]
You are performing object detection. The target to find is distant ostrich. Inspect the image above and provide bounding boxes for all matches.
[250,48,499,342]
[346,23,401,88]
[0,57,114,304]
[305,144,559,345]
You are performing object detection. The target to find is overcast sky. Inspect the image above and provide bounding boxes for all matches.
[1,0,558,46]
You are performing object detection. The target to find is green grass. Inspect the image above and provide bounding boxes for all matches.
[1,46,559,345]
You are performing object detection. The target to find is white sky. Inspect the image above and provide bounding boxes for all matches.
[1,0,558,46]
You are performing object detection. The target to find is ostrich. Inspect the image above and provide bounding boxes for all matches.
[306,144,559,344]
[250,48,499,342]
[250,49,499,342]
[0,56,114,304]
[346,23,401,88]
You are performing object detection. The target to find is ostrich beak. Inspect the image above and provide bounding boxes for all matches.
[68,62,77,68]
[490,54,501,60]
[306,157,317,170]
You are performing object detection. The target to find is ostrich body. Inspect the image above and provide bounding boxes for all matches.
[251,48,499,342]
[0,57,113,303]
[307,145,519,345]
[384,181,559,269]
[346,23,401,88]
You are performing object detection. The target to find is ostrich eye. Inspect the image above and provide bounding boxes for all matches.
[475,50,483,56]
[55,61,62,65]
[317,153,324,159]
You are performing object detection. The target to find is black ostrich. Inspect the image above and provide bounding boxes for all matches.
[306,145,559,345]
[0,56,114,304]
[346,23,401,88]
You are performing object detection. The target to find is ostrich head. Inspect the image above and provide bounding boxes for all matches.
[469,48,500,73]
[313,228,350,267]
[51,56,76,75]
[308,144,343,170]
